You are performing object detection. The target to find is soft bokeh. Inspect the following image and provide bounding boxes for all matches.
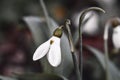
[0,0,120,80]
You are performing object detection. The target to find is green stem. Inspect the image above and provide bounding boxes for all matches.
[72,52,81,80]
[104,23,110,80]
[40,0,51,34]
[78,7,105,80]
[65,19,81,80]
[65,19,75,52]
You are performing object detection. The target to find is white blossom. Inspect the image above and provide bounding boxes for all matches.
[33,36,61,67]
[112,26,120,49]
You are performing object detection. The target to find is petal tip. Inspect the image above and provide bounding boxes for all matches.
[50,63,60,67]
[32,56,38,61]
[32,54,40,61]
[48,59,61,67]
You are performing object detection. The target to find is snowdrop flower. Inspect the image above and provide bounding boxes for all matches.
[72,11,99,35]
[112,25,120,49]
[110,18,120,49]
[33,26,63,67]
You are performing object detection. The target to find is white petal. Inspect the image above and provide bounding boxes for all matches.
[50,36,60,45]
[33,40,50,61]
[112,26,120,48]
[82,12,99,35]
[47,37,61,67]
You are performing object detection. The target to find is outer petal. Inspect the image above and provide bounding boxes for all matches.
[47,37,61,67]
[33,40,50,61]
[112,26,120,48]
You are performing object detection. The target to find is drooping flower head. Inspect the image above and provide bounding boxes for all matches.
[33,26,63,67]
[111,18,120,49]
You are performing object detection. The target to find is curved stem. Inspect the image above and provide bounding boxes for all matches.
[65,19,81,80]
[78,7,105,80]
[65,19,75,53]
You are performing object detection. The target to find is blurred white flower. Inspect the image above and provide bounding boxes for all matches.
[112,26,120,49]
[72,11,99,35]
[33,27,63,67]
[96,0,116,5]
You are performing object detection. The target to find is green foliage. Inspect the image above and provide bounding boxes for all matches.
[23,16,73,77]
[0,75,17,80]
[17,73,68,80]
[85,45,120,80]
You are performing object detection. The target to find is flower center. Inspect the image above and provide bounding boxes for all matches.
[50,40,54,45]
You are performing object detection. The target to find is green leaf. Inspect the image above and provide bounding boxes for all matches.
[0,75,17,80]
[17,73,68,80]
[85,45,120,80]
[23,16,73,77]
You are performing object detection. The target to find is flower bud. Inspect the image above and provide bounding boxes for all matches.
[53,26,63,38]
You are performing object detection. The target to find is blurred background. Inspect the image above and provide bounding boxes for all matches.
[0,0,120,80]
